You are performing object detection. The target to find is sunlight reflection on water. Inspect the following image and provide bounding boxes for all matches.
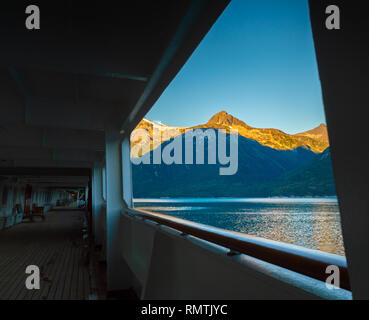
[135,197,345,256]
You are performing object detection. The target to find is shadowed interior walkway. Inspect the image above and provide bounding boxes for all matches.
[0,210,91,300]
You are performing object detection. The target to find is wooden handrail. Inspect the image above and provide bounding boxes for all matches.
[124,208,351,291]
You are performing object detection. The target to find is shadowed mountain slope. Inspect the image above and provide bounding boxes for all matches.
[132,131,321,198]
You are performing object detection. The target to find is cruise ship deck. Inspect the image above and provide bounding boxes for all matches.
[0,209,91,300]
[0,1,368,300]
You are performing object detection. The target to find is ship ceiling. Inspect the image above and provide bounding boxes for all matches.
[0,0,230,187]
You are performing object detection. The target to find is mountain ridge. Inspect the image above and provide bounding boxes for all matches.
[132,111,329,156]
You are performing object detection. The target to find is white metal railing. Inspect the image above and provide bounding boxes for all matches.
[118,207,352,299]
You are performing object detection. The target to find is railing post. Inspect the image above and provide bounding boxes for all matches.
[105,128,133,292]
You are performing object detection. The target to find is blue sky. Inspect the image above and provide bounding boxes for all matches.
[145,0,325,134]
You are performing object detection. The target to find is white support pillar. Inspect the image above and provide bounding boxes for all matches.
[85,186,88,210]
[122,137,133,208]
[105,128,133,292]
[92,166,104,246]
[102,167,107,201]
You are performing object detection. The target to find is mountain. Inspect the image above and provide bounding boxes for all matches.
[295,123,329,144]
[132,111,329,157]
[131,111,334,197]
[131,119,185,157]
[206,110,251,128]
[132,132,322,198]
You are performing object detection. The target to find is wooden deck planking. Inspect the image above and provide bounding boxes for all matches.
[38,244,67,300]
[78,246,87,300]
[54,241,74,300]
[0,210,91,300]
[31,244,63,300]
[48,243,72,299]
[15,244,53,300]
[69,245,78,300]
[0,244,37,299]
[27,244,57,300]
[64,241,79,300]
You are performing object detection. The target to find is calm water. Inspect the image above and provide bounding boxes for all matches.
[134,197,345,256]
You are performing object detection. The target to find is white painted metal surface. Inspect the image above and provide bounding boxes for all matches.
[116,210,352,300]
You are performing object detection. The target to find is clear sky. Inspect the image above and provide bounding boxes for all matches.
[145,0,326,134]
